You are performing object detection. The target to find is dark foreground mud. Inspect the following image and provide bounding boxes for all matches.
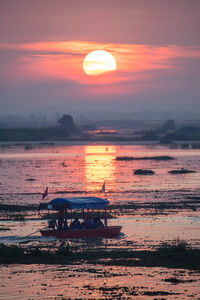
[1,239,200,271]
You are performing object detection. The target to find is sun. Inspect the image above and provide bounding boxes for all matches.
[83,50,117,75]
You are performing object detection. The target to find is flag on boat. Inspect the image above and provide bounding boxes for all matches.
[42,187,48,200]
[101,181,106,193]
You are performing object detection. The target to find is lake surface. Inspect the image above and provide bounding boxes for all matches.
[1,142,200,246]
[0,143,200,299]
[1,264,199,299]
[1,143,200,205]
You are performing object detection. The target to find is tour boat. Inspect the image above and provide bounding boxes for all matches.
[39,197,122,238]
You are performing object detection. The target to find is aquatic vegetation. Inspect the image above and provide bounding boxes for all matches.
[0,204,38,221]
[97,285,139,297]
[84,283,179,298]
[6,213,26,221]
[163,277,196,284]
[0,243,25,263]
[155,238,200,270]
[0,242,73,264]
[0,226,11,231]
[1,142,200,298]
[142,290,178,296]
[1,240,199,270]
[157,237,189,252]
[134,169,155,175]
[0,204,38,212]
[25,178,36,181]
[116,155,174,161]
[169,169,196,174]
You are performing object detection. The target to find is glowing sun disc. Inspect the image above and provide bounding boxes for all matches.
[83,50,117,75]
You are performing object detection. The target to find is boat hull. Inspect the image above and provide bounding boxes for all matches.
[40,226,122,238]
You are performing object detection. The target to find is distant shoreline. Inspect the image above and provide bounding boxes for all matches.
[0,140,160,146]
[1,140,200,147]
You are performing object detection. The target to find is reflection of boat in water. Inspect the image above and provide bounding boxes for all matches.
[39,197,122,238]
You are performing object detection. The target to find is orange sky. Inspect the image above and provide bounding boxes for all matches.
[1,41,200,93]
[0,0,200,116]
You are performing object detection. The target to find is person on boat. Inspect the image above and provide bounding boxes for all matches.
[96,217,104,228]
[57,208,65,230]
[90,218,98,229]
[57,219,63,231]
[81,218,87,229]
[63,219,68,230]
[48,219,56,230]
[70,217,81,230]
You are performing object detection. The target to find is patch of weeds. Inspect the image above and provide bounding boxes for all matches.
[25,178,35,181]
[3,213,27,221]
[169,169,196,174]
[12,214,26,221]
[164,277,182,284]
[1,240,200,270]
[57,242,73,256]
[116,156,174,161]
[134,169,155,175]
[27,246,48,257]
[156,238,200,270]
[142,290,179,296]
[0,204,38,212]
[158,238,189,252]
[0,243,25,263]
[0,226,11,231]
[163,277,196,284]
[0,242,73,264]
[92,285,139,297]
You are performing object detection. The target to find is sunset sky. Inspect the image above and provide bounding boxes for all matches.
[0,0,200,118]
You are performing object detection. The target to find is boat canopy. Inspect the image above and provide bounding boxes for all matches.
[39,196,109,210]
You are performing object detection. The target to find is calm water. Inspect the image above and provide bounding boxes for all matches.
[1,143,200,205]
[1,143,200,299]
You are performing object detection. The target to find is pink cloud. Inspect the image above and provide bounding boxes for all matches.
[0,41,200,95]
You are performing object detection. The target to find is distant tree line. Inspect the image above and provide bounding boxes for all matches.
[1,116,200,142]
[136,120,200,142]
[0,114,81,142]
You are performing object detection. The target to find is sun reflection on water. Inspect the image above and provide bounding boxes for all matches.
[84,145,116,192]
